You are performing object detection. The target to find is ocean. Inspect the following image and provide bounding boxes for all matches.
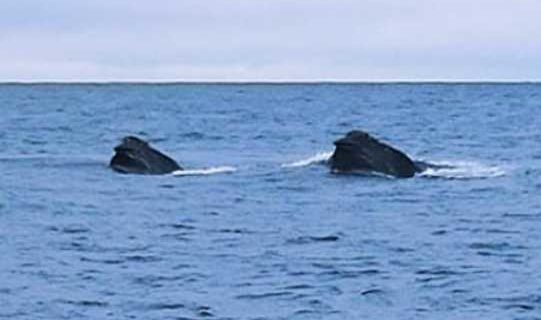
[1,83,540,319]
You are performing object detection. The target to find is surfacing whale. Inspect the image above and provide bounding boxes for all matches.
[329,130,428,178]
[110,136,182,174]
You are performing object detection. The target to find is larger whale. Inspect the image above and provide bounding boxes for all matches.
[110,136,182,174]
[329,130,429,178]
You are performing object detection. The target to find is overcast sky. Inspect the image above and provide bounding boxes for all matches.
[2,0,540,81]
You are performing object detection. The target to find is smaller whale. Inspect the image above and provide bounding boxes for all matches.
[110,136,182,174]
[329,130,427,178]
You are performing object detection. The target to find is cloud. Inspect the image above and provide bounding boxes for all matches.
[1,0,540,81]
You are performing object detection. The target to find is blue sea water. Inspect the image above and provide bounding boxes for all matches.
[0,83,540,320]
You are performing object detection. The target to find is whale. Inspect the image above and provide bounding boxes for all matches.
[110,136,182,174]
[328,130,427,178]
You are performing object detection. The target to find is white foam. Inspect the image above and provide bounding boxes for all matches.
[171,166,237,176]
[281,151,333,168]
[419,160,506,179]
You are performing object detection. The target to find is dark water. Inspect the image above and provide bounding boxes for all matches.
[1,83,540,320]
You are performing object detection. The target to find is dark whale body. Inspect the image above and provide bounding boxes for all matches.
[110,136,182,174]
[329,130,425,178]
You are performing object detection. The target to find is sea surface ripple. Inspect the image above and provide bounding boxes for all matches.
[1,83,540,320]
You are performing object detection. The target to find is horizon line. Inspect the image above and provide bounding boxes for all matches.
[1,78,541,85]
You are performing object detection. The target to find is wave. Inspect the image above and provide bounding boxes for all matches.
[2,153,504,180]
[0,154,105,162]
[419,160,506,179]
[281,152,505,179]
[171,166,237,176]
[281,151,333,168]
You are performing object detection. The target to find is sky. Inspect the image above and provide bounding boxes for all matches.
[2,0,541,81]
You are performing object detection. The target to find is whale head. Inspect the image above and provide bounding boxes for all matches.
[331,130,378,172]
[115,136,148,151]
[110,136,151,174]
[110,136,182,174]
[330,130,417,178]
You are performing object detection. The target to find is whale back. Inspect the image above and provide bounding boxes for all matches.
[110,136,181,174]
[330,130,417,178]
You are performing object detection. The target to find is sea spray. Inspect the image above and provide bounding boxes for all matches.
[281,151,333,168]
[418,160,506,179]
[172,166,237,176]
